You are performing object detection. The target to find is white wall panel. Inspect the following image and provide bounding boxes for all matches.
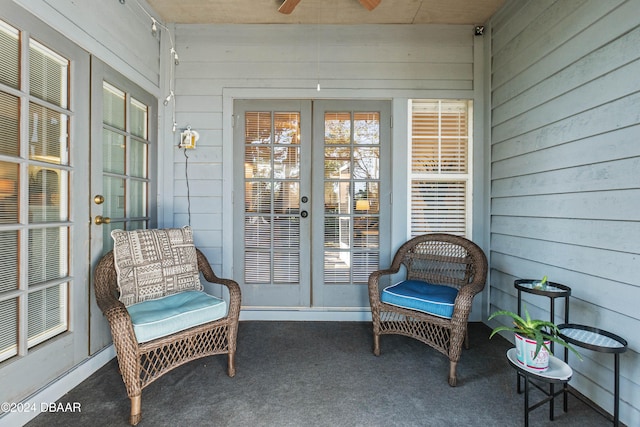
[488,1,640,425]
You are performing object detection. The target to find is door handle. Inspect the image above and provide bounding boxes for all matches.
[94,215,111,225]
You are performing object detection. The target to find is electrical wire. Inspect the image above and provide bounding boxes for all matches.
[183,147,191,226]
[122,0,179,132]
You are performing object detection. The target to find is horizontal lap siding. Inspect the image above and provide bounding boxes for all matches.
[173,23,475,263]
[489,1,640,424]
[15,0,160,92]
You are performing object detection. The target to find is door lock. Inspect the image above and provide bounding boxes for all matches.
[300,210,308,218]
[94,215,111,225]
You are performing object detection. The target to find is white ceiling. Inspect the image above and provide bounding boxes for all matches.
[145,0,506,25]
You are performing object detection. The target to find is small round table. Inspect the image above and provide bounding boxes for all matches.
[558,324,628,427]
[514,279,572,419]
[507,348,573,427]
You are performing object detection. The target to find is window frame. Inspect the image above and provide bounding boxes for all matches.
[408,99,473,238]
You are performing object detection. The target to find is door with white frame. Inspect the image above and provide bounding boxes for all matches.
[88,58,157,354]
[234,99,390,310]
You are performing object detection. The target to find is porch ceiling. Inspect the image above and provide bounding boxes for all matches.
[145,0,505,25]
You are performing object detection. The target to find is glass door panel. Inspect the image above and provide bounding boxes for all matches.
[89,58,157,354]
[313,101,390,308]
[235,100,311,308]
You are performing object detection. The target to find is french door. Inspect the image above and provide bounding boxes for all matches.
[234,100,390,309]
[0,8,90,406]
[88,58,157,353]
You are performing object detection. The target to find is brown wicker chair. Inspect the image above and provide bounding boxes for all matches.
[368,233,487,386]
[94,249,241,425]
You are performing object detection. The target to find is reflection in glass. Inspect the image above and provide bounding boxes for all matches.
[130,180,146,218]
[324,112,351,144]
[0,91,19,156]
[0,231,18,292]
[0,162,18,224]
[130,139,147,178]
[323,111,381,284]
[0,298,17,359]
[130,98,148,139]
[243,111,301,285]
[28,226,68,285]
[103,82,125,130]
[354,112,379,145]
[103,129,125,174]
[103,176,125,219]
[29,103,68,165]
[354,147,379,179]
[29,40,68,108]
[0,21,19,89]
[28,167,67,223]
[27,283,67,347]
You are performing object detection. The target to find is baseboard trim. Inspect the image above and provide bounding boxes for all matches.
[0,345,116,427]
[239,308,373,322]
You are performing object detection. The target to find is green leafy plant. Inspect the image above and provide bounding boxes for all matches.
[489,305,582,360]
[533,275,548,289]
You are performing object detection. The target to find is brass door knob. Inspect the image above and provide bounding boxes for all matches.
[94,215,111,225]
[94,195,105,205]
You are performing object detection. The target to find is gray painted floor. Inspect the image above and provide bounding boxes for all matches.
[26,322,616,426]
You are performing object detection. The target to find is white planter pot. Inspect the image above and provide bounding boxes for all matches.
[515,333,550,372]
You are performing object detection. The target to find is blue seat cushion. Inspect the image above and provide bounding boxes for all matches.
[381,280,458,319]
[127,290,227,343]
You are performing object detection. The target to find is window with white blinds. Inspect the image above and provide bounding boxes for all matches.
[0,19,71,362]
[409,100,472,237]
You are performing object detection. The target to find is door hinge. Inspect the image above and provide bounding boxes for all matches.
[231,114,236,128]
[390,115,393,128]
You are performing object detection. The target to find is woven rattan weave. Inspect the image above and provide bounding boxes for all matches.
[368,233,487,386]
[94,249,241,425]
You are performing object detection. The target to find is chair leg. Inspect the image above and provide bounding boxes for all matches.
[130,394,142,426]
[448,361,458,387]
[373,334,381,356]
[228,351,236,377]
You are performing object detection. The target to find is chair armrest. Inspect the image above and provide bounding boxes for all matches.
[451,272,487,323]
[93,251,140,351]
[196,249,242,320]
[368,267,400,305]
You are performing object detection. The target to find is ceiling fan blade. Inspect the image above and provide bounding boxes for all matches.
[278,0,302,14]
[359,0,381,11]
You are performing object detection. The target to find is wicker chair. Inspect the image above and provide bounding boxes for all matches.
[368,233,487,386]
[94,249,241,425]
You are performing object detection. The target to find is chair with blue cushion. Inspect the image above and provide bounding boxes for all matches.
[94,227,241,425]
[368,233,487,386]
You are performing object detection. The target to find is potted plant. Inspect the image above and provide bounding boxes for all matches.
[489,303,582,372]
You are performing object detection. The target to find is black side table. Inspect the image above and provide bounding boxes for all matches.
[507,348,573,427]
[514,279,572,420]
[558,324,628,427]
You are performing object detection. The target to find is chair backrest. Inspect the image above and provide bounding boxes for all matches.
[397,233,487,292]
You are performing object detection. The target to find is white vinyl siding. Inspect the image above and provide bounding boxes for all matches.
[409,99,472,238]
